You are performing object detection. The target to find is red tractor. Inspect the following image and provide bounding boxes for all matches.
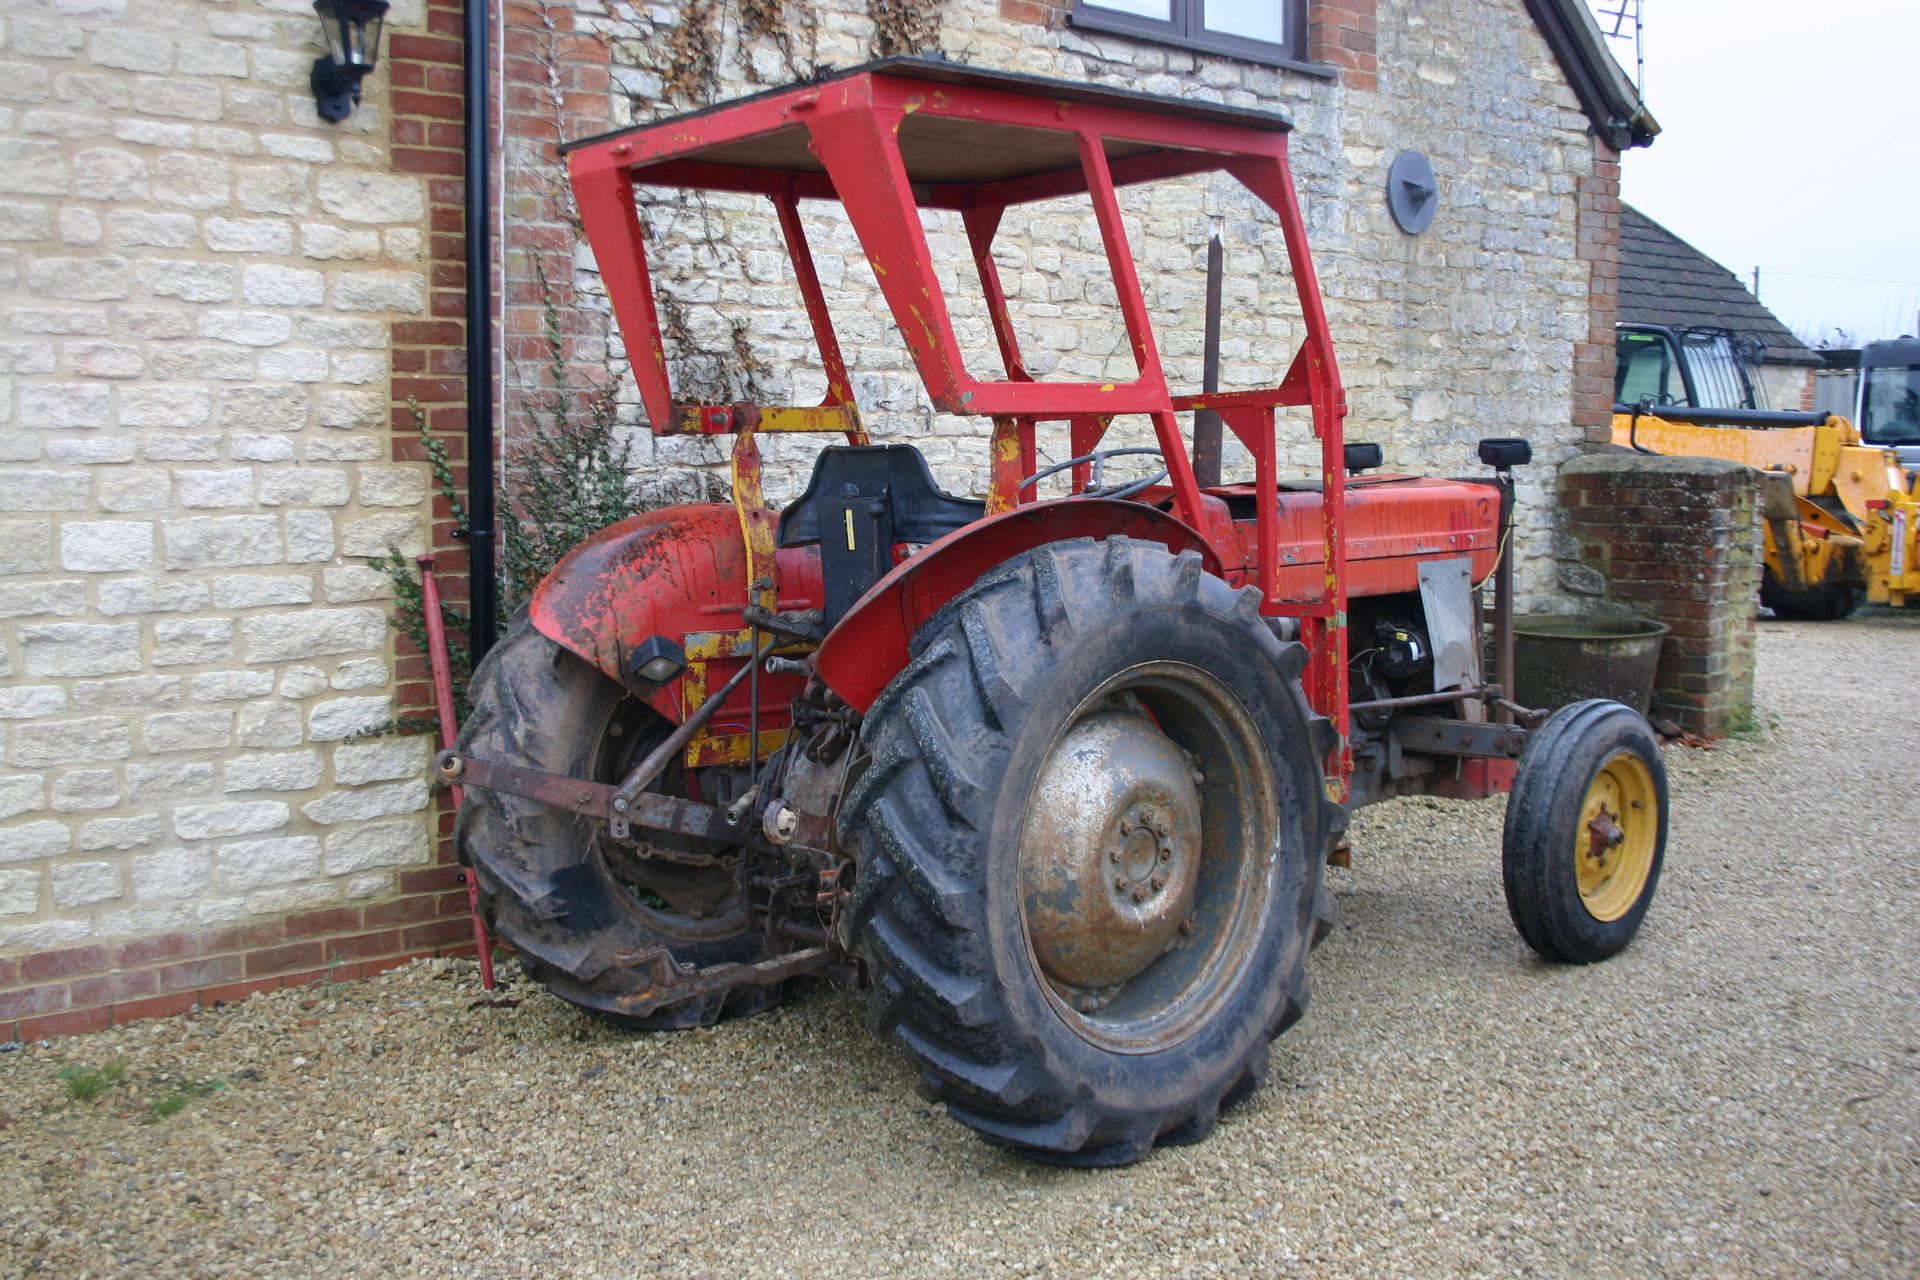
[438,58,1669,1166]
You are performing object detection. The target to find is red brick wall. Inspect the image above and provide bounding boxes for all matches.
[383,0,476,935]
[390,0,474,722]
[1575,135,1623,445]
[1558,456,1760,737]
[1308,1,1378,91]
[998,0,1063,27]
[0,891,472,1042]
[499,2,616,467]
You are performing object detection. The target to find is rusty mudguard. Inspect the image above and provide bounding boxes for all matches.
[528,503,825,725]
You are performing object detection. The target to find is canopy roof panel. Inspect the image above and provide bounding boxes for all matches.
[561,56,1293,195]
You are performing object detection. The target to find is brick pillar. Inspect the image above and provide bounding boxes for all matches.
[1557,456,1760,736]
[1574,135,1623,447]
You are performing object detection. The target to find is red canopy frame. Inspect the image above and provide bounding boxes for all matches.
[565,58,1351,731]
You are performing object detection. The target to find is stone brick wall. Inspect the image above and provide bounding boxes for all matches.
[0,0,462,1036]
[1556,455,1760,736]
[1756,361,1815,413]
[531,0,1611,610]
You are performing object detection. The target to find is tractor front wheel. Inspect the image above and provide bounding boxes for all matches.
[456,612,782,1028]
[840,538,1333,1166]
[1502,699,1668,964]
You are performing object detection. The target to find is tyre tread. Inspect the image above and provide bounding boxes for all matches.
[458,612,780,1028]
[841,537,1329,1165]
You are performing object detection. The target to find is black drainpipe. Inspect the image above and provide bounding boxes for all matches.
[461,0,498,660]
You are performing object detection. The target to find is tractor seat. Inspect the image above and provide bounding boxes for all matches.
[778,445,985,628]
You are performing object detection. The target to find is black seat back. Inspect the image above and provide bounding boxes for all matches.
[778,445,985,628]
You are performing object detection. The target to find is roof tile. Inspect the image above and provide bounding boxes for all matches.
[1619,205,1818,365]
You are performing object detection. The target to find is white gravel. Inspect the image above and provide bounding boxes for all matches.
[3,609,1917,1279]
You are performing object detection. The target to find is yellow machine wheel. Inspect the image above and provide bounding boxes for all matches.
[1759,568,1862,621]
[1502,699,1668,963]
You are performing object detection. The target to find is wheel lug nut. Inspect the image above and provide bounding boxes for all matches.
[1158,847,1171,863]
[1114,877,1127,892]
[1109,848,1121,863]
[1179,917,1196,935]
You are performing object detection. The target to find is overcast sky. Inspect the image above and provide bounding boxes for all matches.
[1596,0,1920,346]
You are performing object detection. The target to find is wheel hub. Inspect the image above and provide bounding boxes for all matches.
[1574,751,1657,922]
[1020,708,1202,996]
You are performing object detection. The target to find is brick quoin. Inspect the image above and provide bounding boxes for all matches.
[499,0,616,465]
[1308,1,1378,91]
[1576,135,1624,446]
[383,0,485,957]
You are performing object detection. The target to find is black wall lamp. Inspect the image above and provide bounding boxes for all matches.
[310,0,390,123]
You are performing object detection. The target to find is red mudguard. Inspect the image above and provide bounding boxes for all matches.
[529,503,824,729]
[815,499,1220,713]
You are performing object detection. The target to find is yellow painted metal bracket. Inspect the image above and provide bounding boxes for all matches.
[730,423,778,617]
[679,628,812,768]
[677,403,864,436]
[986,415,1022,515]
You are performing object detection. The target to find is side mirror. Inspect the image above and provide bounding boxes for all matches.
[1344,442,1384,474]
[1478,437,1531,469]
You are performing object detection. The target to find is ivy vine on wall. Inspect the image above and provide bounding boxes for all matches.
[867,0,943,59]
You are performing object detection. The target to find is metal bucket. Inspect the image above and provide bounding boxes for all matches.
[1512,615,1670,716]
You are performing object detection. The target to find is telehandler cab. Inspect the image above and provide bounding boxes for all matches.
[437,58,1670,1165]
[1611,324,1920,618]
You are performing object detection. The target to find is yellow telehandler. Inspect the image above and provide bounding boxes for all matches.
[1611,403,1918,618]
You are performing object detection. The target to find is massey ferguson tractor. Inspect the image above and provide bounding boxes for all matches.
[437,59,1670,1166]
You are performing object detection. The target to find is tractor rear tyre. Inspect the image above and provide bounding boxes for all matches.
[456,612,782,1029]
[840,538,1333,1166]
[1760,568,1862,621]
[1502,699,1668,964]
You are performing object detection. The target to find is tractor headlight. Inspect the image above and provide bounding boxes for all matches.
[628,635,687,686]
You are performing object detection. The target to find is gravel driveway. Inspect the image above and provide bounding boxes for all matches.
[4,610,1916,1279]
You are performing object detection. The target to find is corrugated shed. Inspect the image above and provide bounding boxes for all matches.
[1618,205,1820,367]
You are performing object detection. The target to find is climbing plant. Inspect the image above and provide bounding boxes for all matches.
[867,0,943,58]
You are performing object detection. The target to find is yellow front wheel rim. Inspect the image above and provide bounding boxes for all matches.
[1574,750,1658,922]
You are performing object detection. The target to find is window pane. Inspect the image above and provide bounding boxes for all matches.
[1616,333,1679,406]
[1203,0,1287,43]
[1682,332,1748,409]
[1861,364,1920,443]
[1085,0,1173,19]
